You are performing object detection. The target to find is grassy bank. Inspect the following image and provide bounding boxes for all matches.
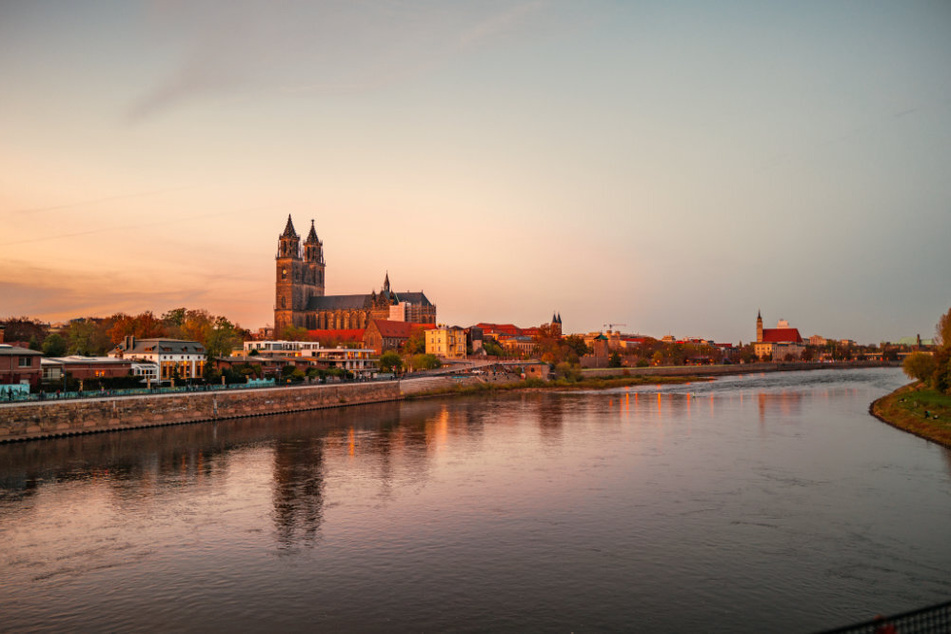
[870,383,951,449]
[405,374,703,400]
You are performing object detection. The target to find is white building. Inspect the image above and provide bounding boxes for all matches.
[241,340,376,378]
[110,336,206,383]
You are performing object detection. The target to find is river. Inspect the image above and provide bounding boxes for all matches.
[1,367,949,632]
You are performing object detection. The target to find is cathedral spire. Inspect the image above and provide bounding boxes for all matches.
[282,214,298,239]
[278,214,301,259]
[305,219,319,244]
[383,272,390,294]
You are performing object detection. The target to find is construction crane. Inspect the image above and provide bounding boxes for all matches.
[603,323,627,332]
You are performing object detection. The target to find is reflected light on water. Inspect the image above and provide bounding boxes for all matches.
[1,368,949,633]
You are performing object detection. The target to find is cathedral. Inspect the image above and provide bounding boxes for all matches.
[274,215,436,335]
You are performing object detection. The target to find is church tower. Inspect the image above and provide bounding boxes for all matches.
[756,310,764,343]
[303,219,325,299]
[275,215,305,336]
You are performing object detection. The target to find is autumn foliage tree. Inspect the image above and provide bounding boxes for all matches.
[932,307,951,393]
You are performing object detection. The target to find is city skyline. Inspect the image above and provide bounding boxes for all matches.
[2,2,950,344]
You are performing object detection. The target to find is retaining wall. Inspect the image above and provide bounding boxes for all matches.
[0,381,408,442]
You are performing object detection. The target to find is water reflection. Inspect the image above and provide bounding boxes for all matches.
[536,393,565,444]
[757,391,804,424]
[272,438,325,548]
[2,369,950,634]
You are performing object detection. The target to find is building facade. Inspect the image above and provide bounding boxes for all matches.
[109,336,206,382]
[41,356,134,382]
[240,340,376,378]
[754,311,805,361]
[274,215,436,336]
[0,344,43,392]
[425,326,467,359]
[363,320,433,354]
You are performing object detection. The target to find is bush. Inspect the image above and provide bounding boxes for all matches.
[608,352,622,368]
[379,351,402,373]
[903,352,936,383]
[412,353,441,370]
[554,362,582,382]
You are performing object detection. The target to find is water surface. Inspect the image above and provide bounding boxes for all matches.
[1,368,949,632]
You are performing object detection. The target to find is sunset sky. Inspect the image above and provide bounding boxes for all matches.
[2,1,949,344]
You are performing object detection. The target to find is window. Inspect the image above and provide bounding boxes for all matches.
[18,357,32,367]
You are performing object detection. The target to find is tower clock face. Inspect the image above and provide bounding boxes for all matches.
[282,268,287,280]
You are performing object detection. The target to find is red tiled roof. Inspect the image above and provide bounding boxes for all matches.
[370,320,434,338]
[307,329,365,342]
[476,323,523,336]
[761,328,803,344]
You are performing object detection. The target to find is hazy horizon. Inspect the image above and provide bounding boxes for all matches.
[2,1,950,344]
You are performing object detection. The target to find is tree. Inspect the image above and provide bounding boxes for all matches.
[737,344,757,364]
[931,307,951,393]
[563,335,591,358]
[281,324,311,341]
[554,362,581,382]
[412,353,441,370]
[931,346,951,394]
[42,333,68,357]
[937,307,951,349]
[903,352,936,383]
[162,307,187,329]
[64,318,112,355]
[483,339,504,357]
[403,327,427,354]
[608,351,622,368]
[379,351,402,374]
[107,311,166,344]
[0,317,49,345]
[204,316,242,359]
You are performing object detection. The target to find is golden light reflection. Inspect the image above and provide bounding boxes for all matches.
[348,427,355,457]
[426,406,451,451]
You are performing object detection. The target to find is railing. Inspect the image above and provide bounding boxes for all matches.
[817,600,951,634]
[0,379,277,403]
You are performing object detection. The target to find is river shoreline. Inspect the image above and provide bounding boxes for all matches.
[869,383,951,450]
[0,360,897,444]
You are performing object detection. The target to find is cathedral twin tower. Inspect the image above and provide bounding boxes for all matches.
[274,215,436,336]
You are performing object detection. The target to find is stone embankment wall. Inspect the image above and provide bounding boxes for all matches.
[0,381,414,443]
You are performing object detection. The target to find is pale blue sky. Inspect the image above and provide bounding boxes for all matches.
[1,1,949,343]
